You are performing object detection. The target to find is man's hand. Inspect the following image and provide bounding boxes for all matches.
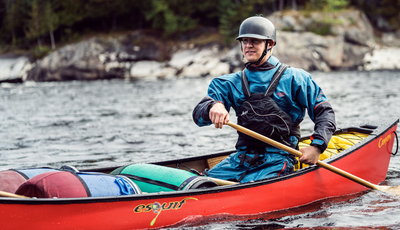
[299,146,321,165]
[209,102,229,129]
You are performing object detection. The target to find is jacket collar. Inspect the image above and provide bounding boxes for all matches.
[246,55,280,72]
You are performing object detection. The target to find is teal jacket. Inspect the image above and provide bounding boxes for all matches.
[192,56,336,152]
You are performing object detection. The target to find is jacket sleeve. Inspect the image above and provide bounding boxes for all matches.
[192,97,215,126]
[294,71,336,152]
[192,77,235,127]
[310,101,336,152]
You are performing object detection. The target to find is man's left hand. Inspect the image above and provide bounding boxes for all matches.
[299,146,321,165]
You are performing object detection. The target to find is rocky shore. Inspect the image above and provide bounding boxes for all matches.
[1,9,400,83]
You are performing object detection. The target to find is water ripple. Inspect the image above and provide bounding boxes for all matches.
[1,71,400,229]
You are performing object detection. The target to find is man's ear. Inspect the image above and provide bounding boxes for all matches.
[268,40,275,47]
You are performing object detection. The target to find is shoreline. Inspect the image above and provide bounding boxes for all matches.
[1,45,400,84]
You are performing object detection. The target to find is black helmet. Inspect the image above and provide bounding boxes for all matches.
[236,16,276,45]
[237,16,276,67]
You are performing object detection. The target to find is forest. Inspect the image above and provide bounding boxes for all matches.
[1,0,399,58]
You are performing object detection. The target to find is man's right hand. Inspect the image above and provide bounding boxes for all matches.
[209,102,230,129]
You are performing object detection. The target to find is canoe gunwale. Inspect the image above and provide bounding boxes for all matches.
[0,118,398,205]
[320,118,399,165]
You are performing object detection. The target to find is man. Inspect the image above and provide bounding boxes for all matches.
[192,16,336,183]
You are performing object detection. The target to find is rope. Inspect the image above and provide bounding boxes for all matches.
[392,131,399,156]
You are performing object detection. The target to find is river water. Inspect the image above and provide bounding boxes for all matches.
[1,70,400,229]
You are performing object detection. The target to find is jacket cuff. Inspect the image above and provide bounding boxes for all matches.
[310,138,326,153]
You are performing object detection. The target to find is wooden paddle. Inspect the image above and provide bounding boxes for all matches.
[209,177,238,186]
[226,122,400,195]
[0,190,29,198]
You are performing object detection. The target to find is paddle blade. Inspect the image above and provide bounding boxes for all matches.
[376,185,400,196]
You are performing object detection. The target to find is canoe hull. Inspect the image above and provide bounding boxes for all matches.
[0,119,398,229]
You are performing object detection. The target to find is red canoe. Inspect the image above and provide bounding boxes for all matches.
[0,118,398,230]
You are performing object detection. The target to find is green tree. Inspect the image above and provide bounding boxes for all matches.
[144,0,200,36]
[25,0,42,49]
[56,0,87,27]
[351,0,400,30]
[43,0,58,49]
[305,0,348,11]
[218,0,266,45]
[3,0,26,47]
[2,0,399,55]
[85,0,131,31]
[24,0,58,53]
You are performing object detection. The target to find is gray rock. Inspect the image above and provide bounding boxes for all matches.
[17,9,400,82]
[363,47,400,70]
[0,57,31,83]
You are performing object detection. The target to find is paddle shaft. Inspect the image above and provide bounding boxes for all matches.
[210,177,238,185]
[0,191,29,198]
[226,122,381,190]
